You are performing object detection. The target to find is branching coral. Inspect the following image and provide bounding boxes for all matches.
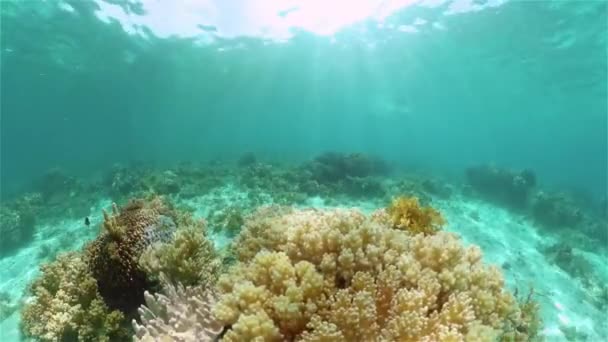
[85,197,178,312]
[157,170,181,194]
[238,163,308,205]
[139,226,221,287]
[102,202,126,240]
[208,205,246,236]
[21,252,129,342]
[215,207,536,341]
[104,163,159,199]
[506,287,542,340]
[229,205,295,262]
[133,281,223,342]
[385,196,446,235]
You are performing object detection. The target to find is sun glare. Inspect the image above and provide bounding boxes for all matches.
[94,0,422,40]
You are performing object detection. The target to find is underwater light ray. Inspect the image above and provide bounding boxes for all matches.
[92,0,426,40]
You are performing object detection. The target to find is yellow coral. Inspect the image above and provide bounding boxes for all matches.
[215,251,326,339]
[102,202,125,240]
[221,310,282,342]
[21,253,128,342]
[217,207,534,341]
[385,196,446,235]
[139,226,221,287]
[230,205,293,261]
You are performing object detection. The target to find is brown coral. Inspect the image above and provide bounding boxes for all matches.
[85,197,178,312]
[385,196,446,235]
[21,252,129,342]
[215,207,534,341]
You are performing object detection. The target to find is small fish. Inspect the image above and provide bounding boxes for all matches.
[84,217,90,227]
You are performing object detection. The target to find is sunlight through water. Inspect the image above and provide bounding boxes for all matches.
[93,0,507,40]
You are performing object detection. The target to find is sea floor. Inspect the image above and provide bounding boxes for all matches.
[1,184,606,341]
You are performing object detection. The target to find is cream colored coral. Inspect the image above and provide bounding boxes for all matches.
[139,226,221,287]
[221,310,281,342]
[133,281,223,341]
[215,251,326,339]
[218,207,532,341]
[21,253,126,342]
[230,205,293,261]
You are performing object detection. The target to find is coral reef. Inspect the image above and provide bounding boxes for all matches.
[133,281,224,341]
[542,242,594,279]
[388,179,433,205]
[36,242,56,261]
[465,166,606,251]
[104,162,228,200]
[208,205,247,236]
[296,152,390,199]
[465,165,536,210]
[0,194,43,250]
[229,205,294,262]
[238,163,274,190]
[0,291,18,321]
[216,207,537,341]
[34,167,81,203]
[585,281,608,311]
[27,168,99,219]
[139,226,221,287]
[85,197,178,312]
[20,194,226,341]
[531,191,583,228]
[175,164,227,198]
[237,152,257,168]
[304,152,389,183]
[238,163,307,205]
[21,252,129,342]
[542,241,608,312]
[104,163,149,199]
[509,287,542,340]
[341,176,387,198]
[150,170,181,195]
[384,196,446,235]
[386,176,453,203]
[12,192,44,214]
[234,154,391,202]
[421,178,453,199]
[0,203,36,256]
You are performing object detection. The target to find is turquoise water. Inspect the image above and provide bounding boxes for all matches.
[2,0,606,196]
[1,1,607,341]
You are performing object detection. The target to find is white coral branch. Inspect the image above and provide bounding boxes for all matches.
[133,282,224,342]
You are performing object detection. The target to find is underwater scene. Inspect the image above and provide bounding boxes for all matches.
[1,0,607,341]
